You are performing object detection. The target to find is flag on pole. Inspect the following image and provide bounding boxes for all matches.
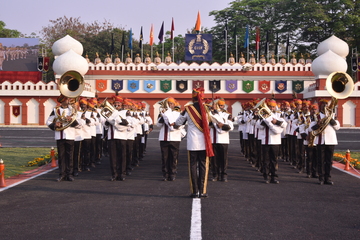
[110,32,114,55]
[170,18,175,40]
[244,25,249,48]
[265,31,269,58]
[128,28,133,50]
[195,11,201,34]
[158,21,164,43]
[255,26,260,50]
[149,24,154,46]
[139,26,143,48]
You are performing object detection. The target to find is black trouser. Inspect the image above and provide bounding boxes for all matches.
[280,137,288,161]
[212,143,229,180]
[90,136,96,165]
[188,150,209,195]
[81,138,91,169]
[126,140,134,173]
[248,133,255,163]
[305,145,317,176]
[255,139,262,170]
[160,141,180,178]
[56,139,74,178]
[132,134,142,166]
[73,140,82,174]
[262,144,280,180]
[95,134,103,162]
[296,139,304,170]
[108,139,127,178]
[316,144,335,182]
[239,131,244,154]
[288,135,297,165]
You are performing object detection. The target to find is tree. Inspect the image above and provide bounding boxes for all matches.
[0,21,21,38]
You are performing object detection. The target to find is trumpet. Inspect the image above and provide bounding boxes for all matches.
[158,98,170,113]
[253,98,273,119]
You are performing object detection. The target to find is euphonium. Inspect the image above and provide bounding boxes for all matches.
[58,71,85,98]
[158,98,169,113]
[99,98,116,119]
[53,104,78,131]
[308,71,354,147]
[253,98,273,119]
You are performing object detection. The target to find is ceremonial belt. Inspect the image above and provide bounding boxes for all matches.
[185,105,203,132]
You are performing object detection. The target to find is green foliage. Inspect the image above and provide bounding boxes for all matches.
[0,148,53,178]
[0,21,21,38]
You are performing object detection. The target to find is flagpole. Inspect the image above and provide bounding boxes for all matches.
[225,34,228,62]
[162,42,164,62]
[235,36,238,63]
[151,45,153,61]
[141,45,143,61]
[172,38,175,63]
[122,46,124,63]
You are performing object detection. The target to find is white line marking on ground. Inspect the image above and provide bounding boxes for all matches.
[190,198,202,240]
[0,167,57,192]
[333,166,360,179]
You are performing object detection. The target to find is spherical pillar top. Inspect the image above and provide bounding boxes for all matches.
[52,35,84,56]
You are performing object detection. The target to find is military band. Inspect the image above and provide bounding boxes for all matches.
[47,91,341,196]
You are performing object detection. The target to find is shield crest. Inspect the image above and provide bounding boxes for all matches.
[12,106,20,117]
[226,80,237,93]
[259,80,270,93]
[292,80,304,93]
[144,80,156,93]
[112,80,123,92]
[43,57,50,72]
[193,80,204,89]
[96,79,107,92]
[37,57,43,71]
[209,80,220,93]
[275,80,287,93]
[160,80,172,93]
[128,80,139,93]
[242,80,254,93]
[176,80,188,93]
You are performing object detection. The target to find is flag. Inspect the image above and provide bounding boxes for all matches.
[275,32,278,56]
[223,20,228,39]
[158,21,164,43]
[139,26,143,48]
[285,34,290,55]
[128,28,133,50]
[110,32,114,55]
[233,24,237,42]
[244,25,249,48]
[149,24,154,46]
[195,11,201,33]
[121,32,125,50]
[265,31,269,57]
[170,18,175,40]
[255,26,260,50]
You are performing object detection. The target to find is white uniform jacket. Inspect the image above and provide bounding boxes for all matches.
[157,109,183,142]
[309,113,340,145]
[257,114,287,145]
[46,106,77,140]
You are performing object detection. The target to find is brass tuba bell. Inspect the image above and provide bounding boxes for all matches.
[99,98,116,119]
[58,70,85,98]
[326,71,354,99]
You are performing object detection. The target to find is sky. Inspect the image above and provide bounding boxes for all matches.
[2,0,230,42]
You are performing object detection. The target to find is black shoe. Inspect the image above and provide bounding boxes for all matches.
[56,176,65,182]
[74,172,79,177]
[91,163,96,168]
[162,177,168,181]
[110,177,116,181]
[96,161,101,165]
[67,176,75,181]
[200,193,208,198]
[86,167,91,172]
[222,178,228,182]
[116,177,125,181]
[169,177,175,181]
[190,193,198,198]
[211,177,218,182]
[270,179,279,184]
[319,181,324,185]
[265,179,270,184]
[306,174,311,178]
[298,170,303,174]
[126,171,131,176]
[324,180,334,185]
[312,174,319,178]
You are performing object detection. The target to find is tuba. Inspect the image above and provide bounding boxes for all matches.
[253,98,273,119]
[53,71,85,131]
[308,71,354,147]
[158,98,169,113]
[58,71,85,98]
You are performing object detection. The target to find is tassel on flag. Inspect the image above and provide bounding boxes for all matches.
[158,21,164,43]
[195,11,201,34]
[149,24,154,46]
[170,18,175,40]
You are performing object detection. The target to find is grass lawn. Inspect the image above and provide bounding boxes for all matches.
[0,148,56,179]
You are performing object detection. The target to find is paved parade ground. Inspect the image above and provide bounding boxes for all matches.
[0,128,359,240]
